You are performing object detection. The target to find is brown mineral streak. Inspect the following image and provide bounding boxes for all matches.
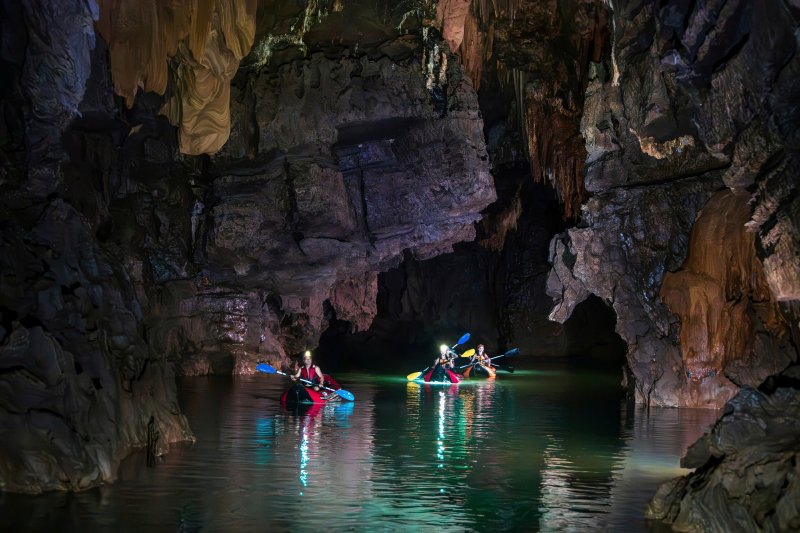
[95,0,256,155]
[525,85,588,220]
[661,190,781,381]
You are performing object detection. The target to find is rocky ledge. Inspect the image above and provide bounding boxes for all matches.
[646,365,800,531]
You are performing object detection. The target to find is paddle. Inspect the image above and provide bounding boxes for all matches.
[256,363,355,401]
[406,333,470,381]
[457,348,519,370]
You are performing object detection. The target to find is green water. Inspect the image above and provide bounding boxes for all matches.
[0,363,719,532]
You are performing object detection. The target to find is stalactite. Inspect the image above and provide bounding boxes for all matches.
[661,190,792,383]
[460,8,490,89]
[523,81,588,220]
[95,0,257,155]
[474,0,521,25]
[496,61,529,145]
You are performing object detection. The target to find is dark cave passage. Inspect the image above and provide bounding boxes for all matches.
[315,295,627,378]
[561,294,627,365]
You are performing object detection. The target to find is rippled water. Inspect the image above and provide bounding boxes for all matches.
[0,363,720,532]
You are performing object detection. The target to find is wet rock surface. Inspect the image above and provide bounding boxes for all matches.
[646,365,800,532]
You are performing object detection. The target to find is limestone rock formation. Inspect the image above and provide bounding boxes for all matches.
[0,0,192,493]
[544,0,800,408]
[95,0,258,155]
[646,365,800,531]
[0,209,192,493]
[0,0,496,494]
[661,190,796,395]
[546,176,734,407]
[145,37,496,374]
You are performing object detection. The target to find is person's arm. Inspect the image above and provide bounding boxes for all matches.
[316,366,325,383]
[291,367,300,381]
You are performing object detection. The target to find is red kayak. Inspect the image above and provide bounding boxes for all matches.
[280,375,342,405]
[423,366,460,384]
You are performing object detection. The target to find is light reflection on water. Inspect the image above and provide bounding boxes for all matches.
[0,366,719,532]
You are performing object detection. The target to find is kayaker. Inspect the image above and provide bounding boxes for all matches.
[292,351,325,391]
[471,345,494,368]
[433,344,456,369]
[424,345,459,383]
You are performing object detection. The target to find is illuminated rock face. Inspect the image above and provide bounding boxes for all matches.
[148,44,495,375]
[95,0,257,154]
[0,0,492,493]
[661,190,795,396]
[545,0,800,408]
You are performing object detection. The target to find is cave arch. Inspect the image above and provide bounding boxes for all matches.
[561,294,627,365]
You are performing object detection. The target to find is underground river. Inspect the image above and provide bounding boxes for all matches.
[0,360,720,532]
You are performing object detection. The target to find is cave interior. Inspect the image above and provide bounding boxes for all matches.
[1,0,800,530]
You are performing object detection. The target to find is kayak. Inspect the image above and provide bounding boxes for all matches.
[462,363,496,378]
[419,365,460,384]
[280,375,342,405]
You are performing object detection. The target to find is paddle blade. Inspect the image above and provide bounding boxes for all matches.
[336,389,355,401]
[461,349,475,358]
[496,364,514,373]
[504,348,520,357]
[407,371,422,381]
[456,333,470,346]
[256,363,276,373]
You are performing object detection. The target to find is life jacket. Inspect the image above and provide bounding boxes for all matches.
[300,365,319,382]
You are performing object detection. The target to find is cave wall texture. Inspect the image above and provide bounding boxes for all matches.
[0,0,498,492]
[544,0,800,410]
[1,4,799,527]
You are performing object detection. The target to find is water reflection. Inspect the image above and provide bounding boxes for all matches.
[0,369,719,532]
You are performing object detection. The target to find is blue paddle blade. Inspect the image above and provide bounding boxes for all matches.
[457,333,470,345]
[505,348,520,357]
[256,363,276,373]
[336,389,355,401]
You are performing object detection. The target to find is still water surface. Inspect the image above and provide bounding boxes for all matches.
[0,363,719,532]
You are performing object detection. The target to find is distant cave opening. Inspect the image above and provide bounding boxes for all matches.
[312,172,583,375]
[561,294,627,369]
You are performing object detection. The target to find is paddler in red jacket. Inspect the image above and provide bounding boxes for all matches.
[292,351,326,391]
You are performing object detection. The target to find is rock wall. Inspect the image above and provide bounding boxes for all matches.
[545,0,800,407]
[0,0,496,492]
[149,35,495,375]
[0,0,191,493]
[661,190,796,393]
[646,365,800,531]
